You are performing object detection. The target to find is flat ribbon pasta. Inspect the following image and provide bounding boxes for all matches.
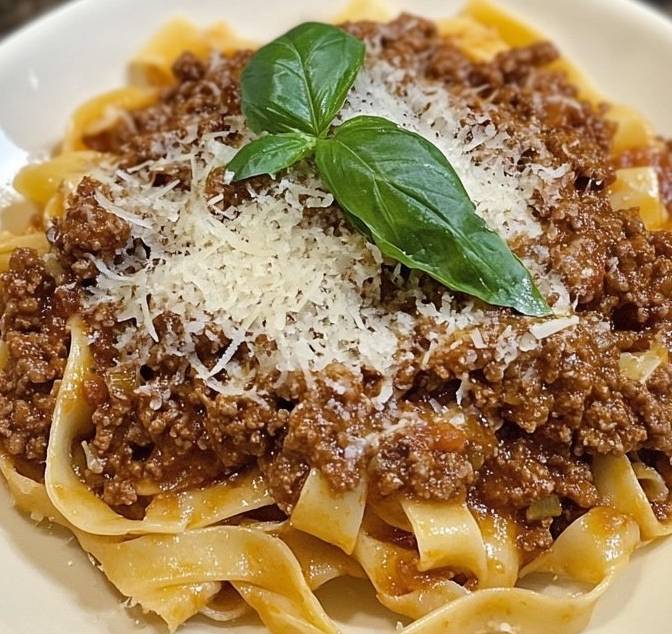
[474,511,519,588]
[594,454,672,540]
[13,151,105,206]
[353,517,467,620]
[0,452,66,524]
[63,87,158,152]
[333,0,394,23]
[277,524,365,589]
[77,526,337,634]
[129,17,254,87]
[130,583,223,632]
[369,494,413,531]
[13,150,109,226]
[45,317,272,535]
[401,499,487,579]
[200,584,252,624]
[199,522,365,625]
[610,167,669,231]
[400,508,639,634]
[437,15,509,62]
[291,468,367,554]
[234,583,333,634]
[520,507,640,584]
[183,471,274,529]
[0,231,49,272]
[1,455,259,631]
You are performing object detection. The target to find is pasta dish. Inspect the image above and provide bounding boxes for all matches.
[1,0,672,632]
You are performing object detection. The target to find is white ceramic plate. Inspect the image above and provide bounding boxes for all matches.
[1,1,672,632]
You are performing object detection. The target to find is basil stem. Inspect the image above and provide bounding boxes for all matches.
[241,22,365,137]
[315,116,551,317]
[228,132,316,181]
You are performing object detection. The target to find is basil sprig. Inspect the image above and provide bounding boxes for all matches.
[315,117,550,315]
[227,132,316,181]
[227,22,551,316]
[240,22,365,136]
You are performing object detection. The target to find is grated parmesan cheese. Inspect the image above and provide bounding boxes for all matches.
[79,47,576,396]
[81,441,104,474]
[529,316,580,340]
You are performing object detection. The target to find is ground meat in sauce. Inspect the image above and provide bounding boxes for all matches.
[84,50,251,173]
[50,177,131,282]
[0,249,73,463]
[3,14,672,554]
[371,421,475,500]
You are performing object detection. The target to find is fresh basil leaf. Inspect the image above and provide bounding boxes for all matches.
[228,133,316,181]
[241,22,365,136]
[315,116,551,316]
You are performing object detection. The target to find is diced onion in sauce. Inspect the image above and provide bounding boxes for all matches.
[135,479,162,496]
[619,344,668,384]
[526,495,562,522]
[107,366,138,395]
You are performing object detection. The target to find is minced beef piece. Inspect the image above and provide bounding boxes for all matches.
[200,392,277,469]
[371,420,475,500]
[84,49,252,169]
[477,436,594,511]
[204,168,272,212]
[0,249,75,464]
[597,213,672,327]
[84,379,227,507]
[280,366,383,491]
[54,177,130,258]
[51,177,130,281]
[426,316,672,459]
[476,434,598,554]
[81,344,234,506]
[258,450,310,514]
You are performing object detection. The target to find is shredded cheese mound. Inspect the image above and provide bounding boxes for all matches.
[84,49,575,395]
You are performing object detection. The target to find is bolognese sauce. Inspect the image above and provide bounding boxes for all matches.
[2,14,672,559]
